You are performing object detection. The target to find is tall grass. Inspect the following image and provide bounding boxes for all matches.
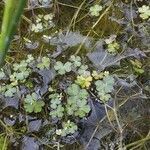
[0,0,26,66]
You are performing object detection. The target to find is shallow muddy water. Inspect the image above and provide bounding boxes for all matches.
[0,0,150,150]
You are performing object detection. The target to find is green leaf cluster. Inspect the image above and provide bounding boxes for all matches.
[56,120,78,136]
[10,59,32,85]
[49,93,64,118]
[49,83,90,120]
[69,55,81,68]
[26,54,34,63]
[24,93,45,113]
[138,5,150,20]
[92,70,109,80]
[0,84,17,97]
[37,56,50,69]
[107,42,120,54]
[75,75,92,89]
[54,55,83,75]
[31,13,54,33]
[0,55,33,97]
[54,61,72,75]
[95,75,115,102]
[66,84,90,117]
[105,35,120,54]
[10,70,30,85]
[4,85,17,97]
[13,60,28,72]
[89,4,103,16]
[77,65,90,76]
[130,59,144,75]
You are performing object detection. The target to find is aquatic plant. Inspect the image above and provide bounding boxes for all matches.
[0,0,26,66]
[24,93,45,113]
[0,0,149,148]
[54,61,72,75]
[10,60,32,86]
[138,5,150,20]
[89,4,103,16]
[37,56,50,69]
[4,85,17,97]
[75,75,92,89]
[130,59,144,74]
[95,75,115,102]
[105,35,120,54]
[26,54,34,63]
[92,71,109,80]
[69,55,82,67]
[66,84,90,118]
[49,93,64,118]
[56,120,78,136]
[31,13,54,33]
[77,65,90,76]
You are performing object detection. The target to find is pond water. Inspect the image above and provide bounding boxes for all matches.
[0,0,150,150]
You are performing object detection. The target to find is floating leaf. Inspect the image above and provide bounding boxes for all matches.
[54,61,72,75]
[37,56,50,69]
[89,5,103,16]
[69,55,81,67]
[24,93,45,113]
[138,5,150,20]
[76,75,92,89]
[49,93,64,118]
[56,120,78,137]
[66,84,90,117]
[95,75,115,102]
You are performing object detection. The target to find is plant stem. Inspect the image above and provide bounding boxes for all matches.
[0,0,26,66]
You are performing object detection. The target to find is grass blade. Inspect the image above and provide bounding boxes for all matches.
[0,0,26,66]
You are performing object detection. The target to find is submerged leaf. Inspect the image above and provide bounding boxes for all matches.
[87,48,146,71]
[50,31,92,49]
